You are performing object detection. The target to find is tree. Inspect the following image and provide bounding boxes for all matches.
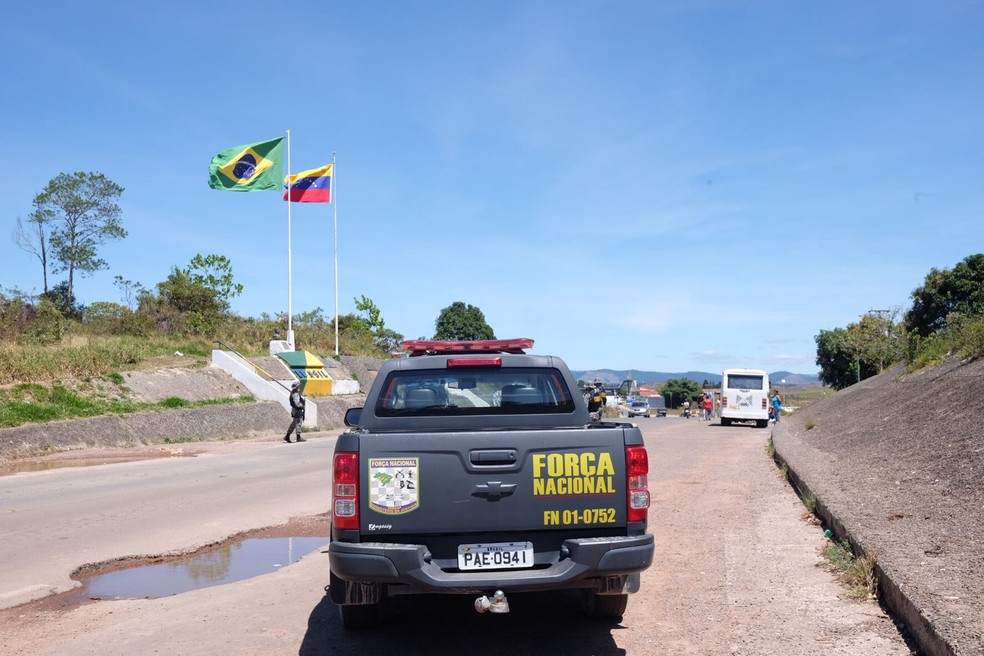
[184,254,243,311]
[13,213,53,293]
[31,172,126,301]
[848,311,904,375]
[147,254,242,335]
[354,295,385,332]
[904,254,984,338]
[660,378,702,408]
[816,310,905,390]
[113,275,147,311]
[434,301,495,341]
[815,328,862,390]
[40,281,84,320]
[353,295,403,352]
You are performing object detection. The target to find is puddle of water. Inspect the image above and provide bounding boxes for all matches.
[78,536,328,600]
[1,455,192,476]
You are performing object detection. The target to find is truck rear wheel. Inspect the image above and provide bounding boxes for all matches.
[581,591,628,619]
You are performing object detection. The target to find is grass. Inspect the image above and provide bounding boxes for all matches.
[163,436,203,444]
[0,381,254,428]
[0,334,212,385]
[780,385,831,412]
[821,540,877,600]
[803,493,818,514]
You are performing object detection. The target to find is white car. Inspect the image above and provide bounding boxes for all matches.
[627,400,651,418]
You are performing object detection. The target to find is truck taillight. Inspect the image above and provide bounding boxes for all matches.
[625,446,650,523]
[333,451,359,530]
[761,398,767,409]
[722,395,728,408]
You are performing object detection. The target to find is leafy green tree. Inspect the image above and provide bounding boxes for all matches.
[904,254,984,338]
[434,301,495,341]
[156,268,222,316]
[353,295,403,352]
[31,172,126,301]
[40,281,84,320]
[816,327,863,390]
[354,295,384,332]
[848,311,904,375]
[144,254,241,336]
[660,378,702,408]
[184,254,243,310]
[817,311,905,390]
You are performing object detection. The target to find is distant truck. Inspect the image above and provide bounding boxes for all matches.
[719,368,770,428]
[646,395,667,417]
[329,338,654,628]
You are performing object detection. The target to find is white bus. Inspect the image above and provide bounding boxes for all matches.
[720,368,770,428]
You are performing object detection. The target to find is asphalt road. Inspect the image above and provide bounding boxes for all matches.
[0,418,912,655]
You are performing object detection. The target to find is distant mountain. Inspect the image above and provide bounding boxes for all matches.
[571,369,820,387]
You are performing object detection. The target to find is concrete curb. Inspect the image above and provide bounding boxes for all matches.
[0,396,366,460]
[771,431,956,656]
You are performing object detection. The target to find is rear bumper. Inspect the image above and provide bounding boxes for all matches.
[329,534,654,595]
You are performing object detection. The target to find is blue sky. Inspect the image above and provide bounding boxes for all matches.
[2,1,982,374]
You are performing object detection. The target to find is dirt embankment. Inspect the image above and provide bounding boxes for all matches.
[774,357,984,656]
[0,355,384,460]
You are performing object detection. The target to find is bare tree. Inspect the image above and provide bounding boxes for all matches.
[12,212,53,294]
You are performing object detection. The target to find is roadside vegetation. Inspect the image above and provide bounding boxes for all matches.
[0,378,254,428]
[3,172,508,427]
[815,253,984,389]
[820,540,877,601]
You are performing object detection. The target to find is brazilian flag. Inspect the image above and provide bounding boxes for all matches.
[208,137,285,191]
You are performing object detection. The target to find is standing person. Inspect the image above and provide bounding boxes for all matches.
[703,393,713,421]
[285,381,307,443]
[770,390,782,424]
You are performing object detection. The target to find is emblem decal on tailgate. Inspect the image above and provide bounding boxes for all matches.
[369,457,419,515]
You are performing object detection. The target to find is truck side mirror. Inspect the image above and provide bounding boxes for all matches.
[344,407,362,427]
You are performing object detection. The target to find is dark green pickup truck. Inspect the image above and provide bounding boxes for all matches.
[329,338,654,629]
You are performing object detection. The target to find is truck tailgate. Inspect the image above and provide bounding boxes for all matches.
[359,428,630,535]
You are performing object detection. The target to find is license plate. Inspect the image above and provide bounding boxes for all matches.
[457,541,534,571]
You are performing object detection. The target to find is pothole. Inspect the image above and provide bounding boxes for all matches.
[63,513,330,606]
[0,448,197,476]
[74,536,328,601]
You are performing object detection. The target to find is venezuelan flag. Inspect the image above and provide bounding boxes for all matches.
[283,164,332,203]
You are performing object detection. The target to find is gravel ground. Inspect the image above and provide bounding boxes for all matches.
[774,357,984,656]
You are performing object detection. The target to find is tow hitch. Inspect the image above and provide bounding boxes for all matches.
[474,590,510,614]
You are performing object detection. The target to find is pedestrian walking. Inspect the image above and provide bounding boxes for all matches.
[770,390,782,424]
[703,393,713,421]
[285,381,307,443]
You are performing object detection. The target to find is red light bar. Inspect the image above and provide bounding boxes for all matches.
[447,357,502,368]
[400,338,534,357]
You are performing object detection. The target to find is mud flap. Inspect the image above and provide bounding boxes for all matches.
[329,570,382,605]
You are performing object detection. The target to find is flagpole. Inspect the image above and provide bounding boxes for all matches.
[333,151,339,356]
[286,129,295,350]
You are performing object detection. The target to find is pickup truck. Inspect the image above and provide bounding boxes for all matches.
[329,338,654,629]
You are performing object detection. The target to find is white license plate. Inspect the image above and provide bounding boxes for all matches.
[457,541,534,571]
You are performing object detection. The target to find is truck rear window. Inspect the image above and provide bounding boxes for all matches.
[374,367,576,417]
[725,374,765,389]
